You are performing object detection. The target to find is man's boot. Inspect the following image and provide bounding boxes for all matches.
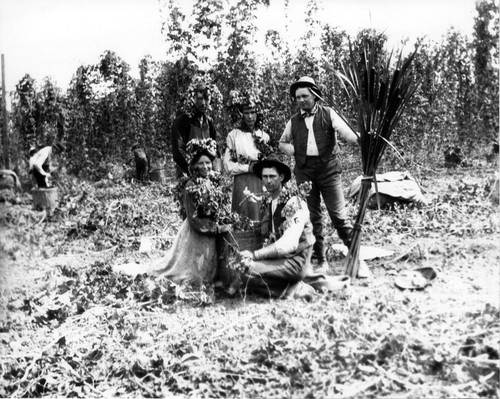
[312,241,329,273]
[315,258,330,274]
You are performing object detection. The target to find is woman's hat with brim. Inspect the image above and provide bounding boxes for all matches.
[290,76,323,100]
[253,154,292,184]
[394,267,437,290]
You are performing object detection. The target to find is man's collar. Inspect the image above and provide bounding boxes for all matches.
[300,104,318,118]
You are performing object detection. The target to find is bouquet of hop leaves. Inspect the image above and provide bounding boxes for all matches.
[334,38,419,278]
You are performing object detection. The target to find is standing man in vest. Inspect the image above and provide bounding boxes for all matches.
[171,83,222,176]
[279,76,359,271]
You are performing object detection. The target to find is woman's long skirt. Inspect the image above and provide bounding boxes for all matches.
[113,219,217,288]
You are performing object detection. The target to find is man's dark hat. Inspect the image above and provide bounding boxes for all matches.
[253,154,292,184]
[289,76,323,99]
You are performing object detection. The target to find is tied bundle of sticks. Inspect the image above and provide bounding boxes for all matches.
[334,38,419,279]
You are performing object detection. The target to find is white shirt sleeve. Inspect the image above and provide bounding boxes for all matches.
[29,147,52,174]
[279,120,295,156]
[224,130,251,175]
[224,129,270,176]
[273,196,309,256]
[329,108,359,144]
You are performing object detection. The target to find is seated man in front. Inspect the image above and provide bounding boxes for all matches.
[238,154,316,298]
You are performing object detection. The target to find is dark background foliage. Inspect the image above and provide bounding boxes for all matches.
[5,0,499,180]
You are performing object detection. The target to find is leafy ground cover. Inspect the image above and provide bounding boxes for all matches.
[0,165,499,398]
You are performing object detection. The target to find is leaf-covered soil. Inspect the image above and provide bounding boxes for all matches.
[0,166,499,398]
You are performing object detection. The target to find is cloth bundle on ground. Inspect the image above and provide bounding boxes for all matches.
[0,170,21,190]
[349,171,428,209]
[394,267,437,290]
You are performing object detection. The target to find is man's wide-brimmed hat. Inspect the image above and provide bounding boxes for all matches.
[253,154,292,184]
[289,76,323,99]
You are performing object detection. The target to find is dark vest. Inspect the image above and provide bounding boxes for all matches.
[189,115,211,141]
[271,202,286,237]
[290,105,340,168]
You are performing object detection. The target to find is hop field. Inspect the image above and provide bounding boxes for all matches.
[0,165,499,398]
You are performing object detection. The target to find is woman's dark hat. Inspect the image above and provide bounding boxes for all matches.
[253,154,292,184]
[290,76,323,99]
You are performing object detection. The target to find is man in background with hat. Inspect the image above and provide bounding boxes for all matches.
[279,76,359,271]
[28,143,65,188]
[238,154,350,298]
[171,83,222,177]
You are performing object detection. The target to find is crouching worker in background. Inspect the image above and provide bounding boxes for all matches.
[28,143,65,188]
[131,143,150,181]
[237,155,350,299]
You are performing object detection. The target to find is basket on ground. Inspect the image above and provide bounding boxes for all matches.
[217,229,263,288]
[32,187,58,212]
[149,168,167,183]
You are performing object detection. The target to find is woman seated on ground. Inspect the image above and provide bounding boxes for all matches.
[113,138,232,288]
[223,90,271,222]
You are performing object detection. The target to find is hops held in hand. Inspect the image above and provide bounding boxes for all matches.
[239,186,268,206]
[228,251,255,273]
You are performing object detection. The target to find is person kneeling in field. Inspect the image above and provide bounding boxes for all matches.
[237,154,350,299]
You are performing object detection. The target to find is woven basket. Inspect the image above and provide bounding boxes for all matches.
[217,229,263,287]
[149,168,167,183]
[32,187,58,211]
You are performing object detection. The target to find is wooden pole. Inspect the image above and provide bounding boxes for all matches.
[344,177,373,279]
[1,54,10,170]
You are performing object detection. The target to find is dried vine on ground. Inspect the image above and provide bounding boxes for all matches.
[0,166,499,398]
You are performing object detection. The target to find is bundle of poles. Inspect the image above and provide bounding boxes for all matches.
[334,38,420,279]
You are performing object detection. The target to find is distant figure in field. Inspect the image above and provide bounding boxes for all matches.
[444,146,463,168]
[131,143,150,181]
[28,143,65,188]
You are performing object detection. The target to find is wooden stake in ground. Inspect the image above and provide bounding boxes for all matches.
[32,187,58,212]
[1,54,10,169]
[333,39,419,279]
